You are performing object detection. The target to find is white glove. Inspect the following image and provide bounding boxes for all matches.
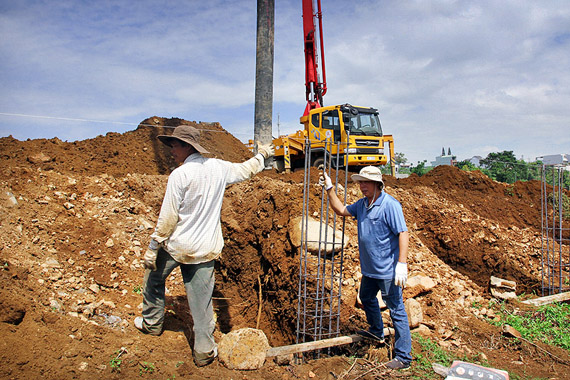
[394,262,408,288]
[319,172,333,191]
[143,240,159,271]
[257,143,275,159]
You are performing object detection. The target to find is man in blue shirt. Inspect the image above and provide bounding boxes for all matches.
[321,166,412,370]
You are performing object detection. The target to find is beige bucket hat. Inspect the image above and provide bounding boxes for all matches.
[351,166,384,186]
[157,125,209,154]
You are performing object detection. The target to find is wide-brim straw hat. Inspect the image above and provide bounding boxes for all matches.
[351,166,384,186]
[157,125,209,154]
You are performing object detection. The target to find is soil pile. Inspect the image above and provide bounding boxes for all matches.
[0,117,568,379]
[0,117,252,177]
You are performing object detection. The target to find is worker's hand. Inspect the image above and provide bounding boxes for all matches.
[143,240,159,271]
[143,248,158,271]
[319,172,333,191]
[394,262,408,288]
[257,143,275,159]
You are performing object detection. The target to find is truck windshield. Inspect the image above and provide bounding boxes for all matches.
[345,112,382,136]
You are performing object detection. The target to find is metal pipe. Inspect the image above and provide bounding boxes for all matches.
[296,139,311,345]
[314,141,330,344]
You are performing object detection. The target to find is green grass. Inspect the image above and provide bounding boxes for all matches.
[411,334,456,379]
[410,301,570,379]
[109,351,123,373]
[489,301,570,351]
[139,361,155,375]
[109,347,127,373]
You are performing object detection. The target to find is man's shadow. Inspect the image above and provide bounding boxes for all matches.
[163,289,232,348]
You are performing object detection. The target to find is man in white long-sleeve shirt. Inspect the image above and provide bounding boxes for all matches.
[134,124,274,367]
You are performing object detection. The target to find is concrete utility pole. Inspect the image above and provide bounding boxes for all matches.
[253,0,274,159]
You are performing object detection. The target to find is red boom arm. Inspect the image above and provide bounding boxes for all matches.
[302,0,327,116]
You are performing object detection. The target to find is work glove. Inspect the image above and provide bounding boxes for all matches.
[394,262,408,288]
[257,143,275,159]
[319,171,333,191]
[143,240,159,271]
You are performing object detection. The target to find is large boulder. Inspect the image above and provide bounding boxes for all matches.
[404,298,423,328]
[490,276,517,300]
[289,216,349,254]
[403,275,436,298]
[218,328,270,370]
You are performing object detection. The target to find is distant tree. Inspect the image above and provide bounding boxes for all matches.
[394,152,407,165]
[480,151,531,183]
[382,152,408,175]
[410,160,430,176]
[456,159,478,172]
[475,152,569,189]
[527,161,542,182]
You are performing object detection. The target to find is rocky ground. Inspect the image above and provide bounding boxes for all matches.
[0,117,569,379]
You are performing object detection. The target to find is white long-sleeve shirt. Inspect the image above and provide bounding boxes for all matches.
[151,152,265,264]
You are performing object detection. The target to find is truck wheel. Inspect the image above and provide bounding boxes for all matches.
[274,157,285,172]
[312,157,324,169]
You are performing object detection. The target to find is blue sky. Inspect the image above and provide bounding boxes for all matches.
[1,0,569,164]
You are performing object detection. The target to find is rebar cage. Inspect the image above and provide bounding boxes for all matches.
[540,164,570,296]
[296,139,348,358]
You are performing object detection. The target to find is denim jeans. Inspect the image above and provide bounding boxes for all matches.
[142,248,216,354]
[359,275,412,365]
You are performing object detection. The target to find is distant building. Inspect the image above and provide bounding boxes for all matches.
[537,154,569,167]
[431,147,457,167]
[396,162,411,172]
[394,162,411,179]
[467,156,483,167]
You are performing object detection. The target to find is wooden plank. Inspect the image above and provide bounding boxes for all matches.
[521,291,570,307]
[266,328,394,357]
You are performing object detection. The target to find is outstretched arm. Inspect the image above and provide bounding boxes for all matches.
[226,143,275,184]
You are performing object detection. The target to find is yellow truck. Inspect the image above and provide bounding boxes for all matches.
[264,103,394,173]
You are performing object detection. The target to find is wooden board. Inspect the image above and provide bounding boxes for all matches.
[521,291,570,306]
[266,328,394,357]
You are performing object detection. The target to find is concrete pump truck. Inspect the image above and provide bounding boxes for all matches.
[250,0,395,174]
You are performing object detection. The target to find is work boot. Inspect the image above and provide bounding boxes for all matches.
[383,358,411,371]
[134,317,162,336]
[193,347,218,367]
[356,329,385,344]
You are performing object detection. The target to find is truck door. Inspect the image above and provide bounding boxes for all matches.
[322,110,341,143]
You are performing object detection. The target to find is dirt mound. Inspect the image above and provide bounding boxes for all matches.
[0,118,567,379]
[386,166,544,292]
[0,116,252,177]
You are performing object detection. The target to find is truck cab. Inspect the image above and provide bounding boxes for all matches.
[301,104,392,169]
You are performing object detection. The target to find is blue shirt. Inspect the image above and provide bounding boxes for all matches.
[346,192,407,279]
